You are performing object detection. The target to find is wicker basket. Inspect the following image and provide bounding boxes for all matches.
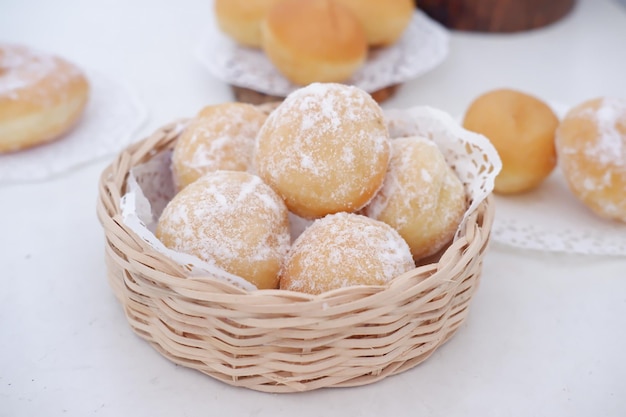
[97,122,495,393]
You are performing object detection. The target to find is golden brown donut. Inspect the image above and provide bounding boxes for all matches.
[364,136,466,260]
[255,83,390,219]
[214,0,282,47]
[156,170,291,290]
[172,102,267,189]
[556,97,626,223]
[462,88,559,194]
[0,44,89,153]
[333,0,414,46]
[279,212,415,294]
[260,0,367,85]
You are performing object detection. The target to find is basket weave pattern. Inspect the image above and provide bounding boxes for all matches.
[97,122,495,393]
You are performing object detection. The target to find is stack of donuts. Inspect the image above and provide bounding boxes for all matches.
[214,0,415,85]
[156,83,468,294]
[462,89,626,223]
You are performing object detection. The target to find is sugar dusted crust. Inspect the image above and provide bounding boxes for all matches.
[0,44,89,153]
[556,97,626,222]
[156,171,291,289]
[279,212,415,294]
[172,102,267,190]
[364,136,467,260]
[255,82,390,219]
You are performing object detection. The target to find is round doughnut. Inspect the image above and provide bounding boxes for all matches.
[260,0,367,85]
[172,102,267,189]
[462,88,559,194]
[364,136,466,260]
[0,44,89,153]
[333,0,414,46]
[279,212,415,295]
[255,83,390,219]
[556,97,626,222]
[214,0,282,47]
[156,170,291,289]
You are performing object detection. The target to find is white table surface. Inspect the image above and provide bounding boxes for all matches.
[1,0,625,416]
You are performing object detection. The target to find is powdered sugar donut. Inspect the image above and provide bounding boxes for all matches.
[364,136,466,260]
[156,170,291,289]
[0,44,89,153]
[255,83,390,219]
[172,102,267,189]
[556,97,626,223]
[279,212,415,294]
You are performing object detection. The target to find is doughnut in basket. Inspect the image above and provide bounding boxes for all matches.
[97,83,499,392]
[255,83,389,219]
[0,44,89,153]
[171,102,267,189]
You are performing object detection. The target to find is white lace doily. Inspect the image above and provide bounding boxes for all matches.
[120,105,500,290]
[0,71,147,183]
[195,10,449,96]
[493,171,626,255]
[472,102,626,256]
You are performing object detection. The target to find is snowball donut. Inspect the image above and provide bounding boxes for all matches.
[214,0,282,47]
[255,83,390,219]
[333,0,414,46]
[463,89,559,194]
[172,103,267,189]
[556,97,626,223]
[0,44,89,153]
[260,0,367,85]
[364,136,467,260]
[156,171,291,289]
[279,212,415,294]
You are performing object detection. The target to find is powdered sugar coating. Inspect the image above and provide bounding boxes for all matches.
[280,212,415,294]
[172,103,267,189]
[255,82,390,218]
[156,170,291,289]
[559,98,625,168]
[364,136,467,259]
[0,44,85,106]
[556,97,626,222]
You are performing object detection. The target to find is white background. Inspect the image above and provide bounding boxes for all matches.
[1,0,625,416]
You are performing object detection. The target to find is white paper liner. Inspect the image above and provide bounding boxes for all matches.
[195,10,449,97]
[489,103,626,256]
[119,106,501,290]
[0,70,147,183]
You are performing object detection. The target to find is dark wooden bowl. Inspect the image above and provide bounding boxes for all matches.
[418,0,576,32]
